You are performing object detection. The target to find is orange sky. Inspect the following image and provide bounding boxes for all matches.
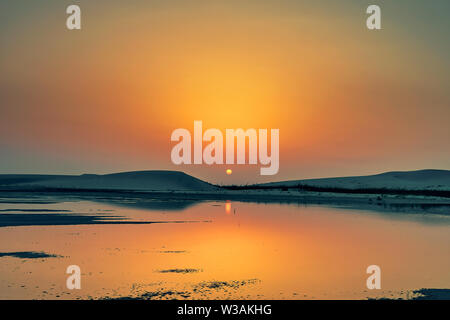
[0,1,449,183]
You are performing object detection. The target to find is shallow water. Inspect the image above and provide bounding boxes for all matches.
[0,195,449,300]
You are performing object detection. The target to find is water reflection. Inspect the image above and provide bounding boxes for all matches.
[0,196,449,300]
[225,201,231,215]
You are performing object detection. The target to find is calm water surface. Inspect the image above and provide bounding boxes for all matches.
[0,196,449,299]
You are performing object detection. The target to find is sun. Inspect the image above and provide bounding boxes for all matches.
[226,169,232,175]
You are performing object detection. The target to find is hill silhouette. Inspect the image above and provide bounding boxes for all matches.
[260,169,450,191]
[0,170,217,192]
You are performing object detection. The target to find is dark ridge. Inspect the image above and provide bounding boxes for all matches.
[0,170,218,192]
[256,169,450,185]
[374,169,450,179]
[0,251,62,259]
[0,175,67,185]
[222,184,450,198]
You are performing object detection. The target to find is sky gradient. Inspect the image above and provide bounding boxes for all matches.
[1,0,449,184]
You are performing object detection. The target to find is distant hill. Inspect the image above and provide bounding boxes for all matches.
[260,170,450,191]
[0,171,217,192]
[2,169,449,193]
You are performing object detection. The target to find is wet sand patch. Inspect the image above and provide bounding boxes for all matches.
[0,209,71,212]
[158,250,187,254]
[0,213,210,228]
[110,290,191,300]
[0,200,59,204]
[156,268,202,274]
[103,278,260,300]
[0,251,62,259]
[195,279,260,290]
[412,288,450,300]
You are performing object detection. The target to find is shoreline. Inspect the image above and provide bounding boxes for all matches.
[1,188,449,215]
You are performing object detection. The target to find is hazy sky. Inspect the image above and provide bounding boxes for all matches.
[1,0,449,184]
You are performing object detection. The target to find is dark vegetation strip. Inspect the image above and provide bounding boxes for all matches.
[222,184,450,198]
[1,185,449,198]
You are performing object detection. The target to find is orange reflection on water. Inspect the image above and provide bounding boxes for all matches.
[225,201,231,215]
[0,199,449,300]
